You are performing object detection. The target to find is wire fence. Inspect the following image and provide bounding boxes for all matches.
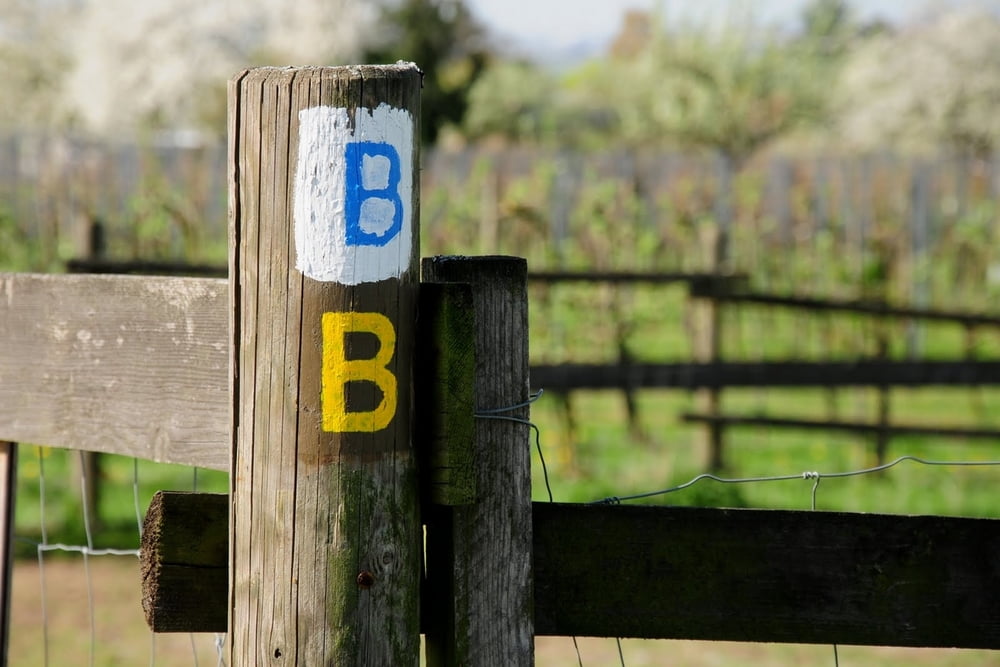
[7,385,999,664]
[4,135,999,665]
[526,393,1000,666]
[3,134,1000,313]
[11,447,226,666]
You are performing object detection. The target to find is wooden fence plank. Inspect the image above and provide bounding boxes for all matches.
[528,271,745,289]
[534,503,1000,648]
[4,274,998,472]
[64,259,228,277]
[139,496,1000,650]
[0,273,228,470]
[689,287,1000,326]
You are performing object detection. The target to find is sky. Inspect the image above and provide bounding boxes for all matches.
[463,0,988,63]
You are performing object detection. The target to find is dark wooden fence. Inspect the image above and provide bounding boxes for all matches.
[527,271,1000,470]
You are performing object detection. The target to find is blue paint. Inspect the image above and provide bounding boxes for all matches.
[344,141,403,247]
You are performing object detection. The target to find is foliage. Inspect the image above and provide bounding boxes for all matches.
[0,1,73,129]
[363,0,490,145]
[835,6,1000,157]
[797,0,877,59]
[596,15,830,161]
[0,0,368,136]
[0,205,46,271]
[462,6,846,160]
[462,62,557,143]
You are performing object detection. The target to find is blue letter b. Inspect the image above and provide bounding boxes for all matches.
[344,141,403,247]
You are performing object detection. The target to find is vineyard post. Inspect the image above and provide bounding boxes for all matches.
[228,64,422,665]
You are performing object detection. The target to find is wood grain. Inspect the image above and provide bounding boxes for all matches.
[140,491,228,632]
[534,503,1000,648]
[422,256,533,667]
[228,65,422,666]
[135,496,1000,650]
[415,282,477,506]
[0,273,228,469]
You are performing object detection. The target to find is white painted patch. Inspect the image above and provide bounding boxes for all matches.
[52,322,69,342]
[293,103,414,285]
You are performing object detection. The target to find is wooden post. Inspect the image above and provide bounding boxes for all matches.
[693,153,734,472]
[141,491,228,633]
[0,441,15,665]
[693,233,725,471]
[228,64,422,665]
[422,256,533,666]
[874,331,891,465]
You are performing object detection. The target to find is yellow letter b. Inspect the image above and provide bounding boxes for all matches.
[322,312,397,432]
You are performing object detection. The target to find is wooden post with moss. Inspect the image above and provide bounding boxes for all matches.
[421,256,534,666]
[228,64,422,665]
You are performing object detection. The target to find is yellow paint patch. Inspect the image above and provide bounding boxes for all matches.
[322,312,397,432]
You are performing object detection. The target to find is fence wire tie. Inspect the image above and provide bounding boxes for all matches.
[474,388,544,418]
[474,389,554,503]
[591,456,1000,505]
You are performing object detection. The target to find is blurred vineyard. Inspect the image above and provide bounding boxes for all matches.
[3,135,998,307]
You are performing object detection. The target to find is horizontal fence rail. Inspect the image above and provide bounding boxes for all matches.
[690,286,1000,326]
[681,412,1000,441]
[65,259,229,277]
[140,492,1000,649]
[4,272,999,467]
[62,262,746,289]
[0,273,229,469]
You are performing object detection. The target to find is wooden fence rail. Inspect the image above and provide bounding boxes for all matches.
[681,412,1000,441]
[0,272,229,469]
[138,491,1000,649]
[690,286,1000,326]
[6,271,996,471]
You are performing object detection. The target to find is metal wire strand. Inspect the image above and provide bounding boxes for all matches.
[591,456,1000,505]
[475,389,554,502]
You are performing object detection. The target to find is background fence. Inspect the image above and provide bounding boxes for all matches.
[4,134,1000,304]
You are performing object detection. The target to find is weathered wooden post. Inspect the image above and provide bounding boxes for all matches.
[421,256,533,666]
[228,64,422,665]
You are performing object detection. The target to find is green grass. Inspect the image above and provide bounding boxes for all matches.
[526,279,1000,518]
[529,386,1000,517]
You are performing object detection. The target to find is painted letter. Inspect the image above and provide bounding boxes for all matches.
[322,312,398,432]
[294,104,414,285]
